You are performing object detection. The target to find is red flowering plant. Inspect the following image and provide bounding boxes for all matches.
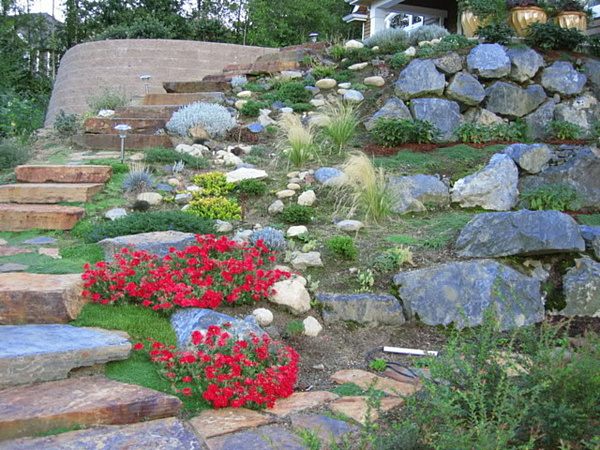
[81,235,290,312]
[135,324,299,409]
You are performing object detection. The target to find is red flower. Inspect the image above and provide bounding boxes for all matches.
[133,343,144,351]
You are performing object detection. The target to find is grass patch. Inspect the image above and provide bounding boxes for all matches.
[578,214,600,226]
[332,382,366,397]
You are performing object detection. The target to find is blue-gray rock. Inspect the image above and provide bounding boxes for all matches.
[290,414,358,445]
[507,47,544,83]
[343,89,364,102]
[409,98,461,142]
[503,143,552,174]
[271,101,286,110]
[560,257,600,317]
[580,225,600,259]
[155,183,174,192]
[446,72,485,106]
[451,154,519,211]
[485,82,547,118]
[466,43,511,78]
[393,260,543,330]
[316,293,405,326]
[0,263,28,273]
[554,93,600,136]
[171,308,265,348]
[541,61,587,96]
[22,236,57,245]
[175,193,192,204]
[206,425,305,450]
[104,207,127,221]
[247,122,264,133]
[387,174,449,214]
[524,100,556,141]
[455,210,585,257]
[394,59,445,100]
[315,167,344,184]
[433,51,463,74]
[583,58,600,97]
[99,231,197,261]
[305,85,320,95]
[364,97,411,131]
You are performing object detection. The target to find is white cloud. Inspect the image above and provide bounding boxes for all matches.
[18,0,65,21]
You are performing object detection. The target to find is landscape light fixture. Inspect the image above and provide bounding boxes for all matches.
[309,32,319,43]
[114,124,132,163]
[140,74,152,94]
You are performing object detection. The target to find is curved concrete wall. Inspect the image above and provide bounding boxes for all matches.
[46,39,278,125]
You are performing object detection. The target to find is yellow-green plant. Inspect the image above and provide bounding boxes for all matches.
[322,99,360,154]
[277,113,319,168]
[187,195,242,220]
[192,172,235,197]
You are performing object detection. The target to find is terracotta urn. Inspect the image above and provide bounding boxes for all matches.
[509,6,548,36]
[556,11,588,31]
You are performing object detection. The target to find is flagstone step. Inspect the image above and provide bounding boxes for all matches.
[0,324,131,389]
[72,133,173,150]
[83,117,167,135]
[0,204,85,231]
[163,80,231,93]
[112,105,180,119]
[0,183,104,204]
[142,92,226,106]
[15,165,112,184]
[0,273,85,325]
[0,377,182,441]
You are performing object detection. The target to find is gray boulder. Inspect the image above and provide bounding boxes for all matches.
[364,97,411,131]
[394,59,445,100]
[560,258,600,317]
[554,93,600,136]
[99,231,197,261]
[466,43,511,78]
[583,58,600,98]
[503,143,552,174]
[316,293,405,326]
[541,61,586,96]
[524,100,556,141]
[451,153,519,210]
[314,167,344,184]
[446,72,486,106]
[410,98,461,142]
[455,210,585,257]
[485,82,547,118]
[507,47,544,83]
[581,225,600,259]
[171,309,265,348]
[393,260,543,330]
[433,52,463,74]
[387,174,450,214]
[463,108,505,126]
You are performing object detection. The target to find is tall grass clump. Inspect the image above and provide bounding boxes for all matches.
[123,162,154,193]
[336,152,392,223]
[321,99,360,154]
[363,28,409,53]
[277,114,318,168]
[87,88,128,113]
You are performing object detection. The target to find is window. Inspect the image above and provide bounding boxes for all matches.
[589,0,600,18]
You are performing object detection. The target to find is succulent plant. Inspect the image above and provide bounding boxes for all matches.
[250,227,287,251]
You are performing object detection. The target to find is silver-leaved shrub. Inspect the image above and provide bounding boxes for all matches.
[166,102,236,138]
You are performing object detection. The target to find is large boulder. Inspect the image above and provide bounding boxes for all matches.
[316,293,405,326]
[507,47,544,83]
[541,61,586,96]
[387,174,449,214]
[463,107,505,126]
[554,93,600,136]
[99,231,196,261]
[364,97,412,131]
[455,210,585,257]
[393,260,543,330]
[451,153,519,210]
[581,225,600,259]
[503,143,552,174]
[466,44,511,78]
[485,82,547,118]
[409,98,461,142]
[524,100,556,141]
[583,58,600,98]
[446,72,486,106]
[394,59,445,100]
[433,51,463,74]
[560,258,600,317]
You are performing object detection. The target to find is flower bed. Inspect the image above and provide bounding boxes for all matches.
[82,235,290,311]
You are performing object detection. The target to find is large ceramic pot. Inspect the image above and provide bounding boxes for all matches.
[556,11,588,31]
[509,6,548,36]
[461,10,482,37]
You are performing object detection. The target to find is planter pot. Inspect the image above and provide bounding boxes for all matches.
[460,10,482,38]
[556,11,587,31]
[509,6,548,37]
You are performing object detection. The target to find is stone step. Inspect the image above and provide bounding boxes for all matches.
[112,105,179,119]
[0,324,131,389]
[0,204,85,231]
[15,165,112,184]
[72,133,173,150]
[0,273,85,325]
[163,80,230,93]
[142,92,226,106]
[0,183,104,204]
[83,117,167,135]
[0,377,182,441]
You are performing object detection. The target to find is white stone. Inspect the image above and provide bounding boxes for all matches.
[289,177,302,184]
[268,200,285,215]
[280,107,294,114]
[175,193,192,204]
[418,40,432,47]
[253,308,274,326]
[349,62,369,71]
[237,90,253,98]
[280,70,303,79]
[259,113,276,127]
[269,279,311,315]
[308,113,331,127]
[233,229,253,243]
[337,89,348,95]
[226,168,268,183]
[316,78,337,90]
[338,82,352,89]
[215,220,233,233]
[98,109,115,118]
[0,239,7,246]
[167,178,180,187]
[235,99,248,110]
[287,171,300,178]
[303,316,323,337]
[364,76,385,87]
[431,38,442,44]
[290,251,323,270]
[287,183,301,190]
[176,143,206,158]
[105,208,127,221]
[186,185,201,192]
[336,220,364,232]
[343,90,364,102]
[297,190,316,206]
[217,150,243,167]
[276,189,296,199]
[129,152,144,161]
[345,39,364,49]
[404,46,417,56]
[372,46,380,51]
[287,225,308,237]
[137,192,162,205]
[310,99,326,107]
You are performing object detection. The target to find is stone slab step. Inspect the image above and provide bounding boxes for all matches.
[112,105,179,119]
[163,80,230,93]
[0,324,131,389]
[0,183,104,204]
[0,273,85,325]
[0,204,84,231]
[142,92,225,106]
[15,165,112,184]
[0,377,182,441]
[83,117,167,135]
[72,134,173,150]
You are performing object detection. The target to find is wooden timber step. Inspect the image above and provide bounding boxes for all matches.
[112,105,180,119]
[0,204,84,231]
[0,324,131,389]
[163,80,231,93]
[0,376,182,441]
[15,165,112,184]
[0,273,85,325]
[0,183,104,204]
[72,133,173,150]
[142,92,225,106]
[84,117,167,135]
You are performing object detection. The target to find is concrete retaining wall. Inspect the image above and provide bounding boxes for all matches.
[45,39,278,125]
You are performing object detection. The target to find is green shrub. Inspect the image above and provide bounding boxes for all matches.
[192,172,235,197]
[390,52,411,70]
[548,120,582,140]
[587,34,600,57]
[264,81,311,104]
[371,118,439,146]
[0,91,45,139]
[520,183,581,211]
[84,210,215,243]
[143,147,208,170]
[187,195,242,220]
[328,44,347,61]
[284,320,305,337]
[372,246,414,272]
[311,65,336,79]
[326,235,358,260]
[93,17,174,40]
[279,204,313,224]
[456,122,527,143]
[87,88,128,113]
[415,33,474,58]
[287,102,313,113]
[407,24,449,46]
[364,28,409,53]
[240,100,269,117]
[526,22,586,51]
[341,48,376,65]
[369,358,387,372]
[86,160,129,174]
[477,21,515,44]
[0,139,30,169]
[53,110,80,138]
[244,81,269,93]
[235,179,267,197]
